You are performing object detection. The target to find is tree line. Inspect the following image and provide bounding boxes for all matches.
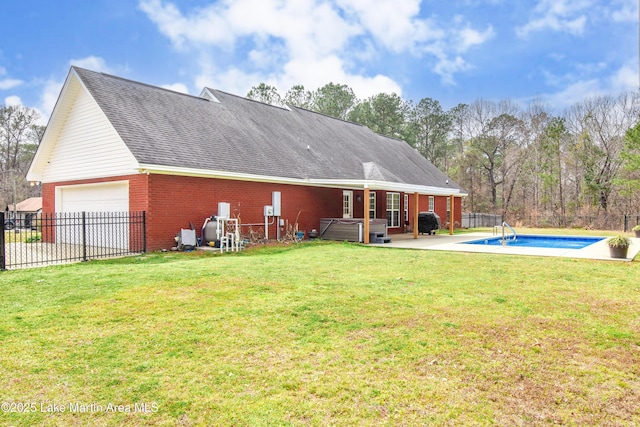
[0,105,43,211]
[2,83,639,229]
[248,83,640,228]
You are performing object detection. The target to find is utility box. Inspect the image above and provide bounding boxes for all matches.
[264,205,274,217]
[218,202,230,219]
[272,191,281,216]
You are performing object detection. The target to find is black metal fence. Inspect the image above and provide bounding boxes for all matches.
[1,211,146,270]
[508,214,640,232]
[462,212,640,232]
[462,213,502,228]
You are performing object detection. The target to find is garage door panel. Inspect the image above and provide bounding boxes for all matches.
[56,182,130,249]
[58,183,128,213]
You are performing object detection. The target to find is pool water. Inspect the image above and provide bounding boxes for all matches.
[463,235,604,249]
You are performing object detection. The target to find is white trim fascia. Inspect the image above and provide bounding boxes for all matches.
[138,164,467,197]
[27,68,82,182]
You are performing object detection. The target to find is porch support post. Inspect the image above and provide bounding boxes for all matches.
[449,195,455,235]
[363,185,370,244]
[413,192,419,239]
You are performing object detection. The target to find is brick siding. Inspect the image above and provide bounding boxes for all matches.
[43,174,463,250]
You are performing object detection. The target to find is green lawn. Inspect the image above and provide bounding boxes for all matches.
[0,241,639,426]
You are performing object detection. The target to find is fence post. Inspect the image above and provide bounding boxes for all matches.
[0,212,5,271]
[142,211,147,253]
[82,211,87,262]
[624,214,629,232]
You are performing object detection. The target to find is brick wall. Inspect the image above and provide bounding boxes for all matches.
[41,174,147,244]
[42,173,464,250]
[146,175,344,250]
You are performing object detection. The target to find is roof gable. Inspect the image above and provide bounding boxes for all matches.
[28,69,139,182]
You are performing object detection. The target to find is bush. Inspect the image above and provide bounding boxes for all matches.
[25,235,42,243]
[607,235,631,248]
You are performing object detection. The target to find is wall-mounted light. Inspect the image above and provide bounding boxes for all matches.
[356,195,362,203]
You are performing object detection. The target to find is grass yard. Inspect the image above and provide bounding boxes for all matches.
[0,240,638,426]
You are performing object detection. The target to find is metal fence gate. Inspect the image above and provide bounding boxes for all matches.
[1,211,146,270]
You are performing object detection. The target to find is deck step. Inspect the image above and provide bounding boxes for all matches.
[370,232,392,243]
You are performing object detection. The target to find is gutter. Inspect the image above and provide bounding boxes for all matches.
[138,164,467,197]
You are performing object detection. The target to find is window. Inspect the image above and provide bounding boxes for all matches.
[386,193,400,228]
[404,194,409,223]
[369,192,376,219]
[446,196,451,223]
[429,196,435,212]
[343,190,353,218]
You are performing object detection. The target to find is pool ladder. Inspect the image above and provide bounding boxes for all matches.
[501,221,517,246]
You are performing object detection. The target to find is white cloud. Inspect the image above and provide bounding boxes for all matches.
[4,95,47,125]
[41,78,65,119]
[69,56,113,73]
[194,53,403,101]
[0,78,23,90]
[542,79,603,109]
[516,0,591,38]
[4,95,22,106]
[281,55,402,98]
[610,63,639,92]
[35,56,115,123]
[161,83,190,94]
[431,53,470,86]
[138,0,235,49]
[540,62,639,109]
[455,23,495,53]
[608,0,638,22]
[336,0,442,52]
[139,0,493,94]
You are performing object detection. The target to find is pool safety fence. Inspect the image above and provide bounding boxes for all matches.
[462,213,502,228]
[511,213,640,232]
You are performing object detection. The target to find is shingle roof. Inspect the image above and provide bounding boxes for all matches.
[73,67,464,193]
[8,197,42,212]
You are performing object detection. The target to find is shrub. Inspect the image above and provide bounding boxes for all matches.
[607,235,631,248]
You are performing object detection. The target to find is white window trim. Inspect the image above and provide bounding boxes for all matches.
[386,192,400,228]
[369,192,376,219]
[404,194,409,222]
[343,190,353,218]
[429,196,435,212]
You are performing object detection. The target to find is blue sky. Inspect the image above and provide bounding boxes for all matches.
[0,0,637,124]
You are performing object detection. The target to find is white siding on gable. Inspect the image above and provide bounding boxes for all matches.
[42,87,139,183]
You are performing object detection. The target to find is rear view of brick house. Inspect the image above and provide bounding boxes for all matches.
[28,67,466,250]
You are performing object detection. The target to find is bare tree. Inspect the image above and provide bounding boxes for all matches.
[564,93,640,212]
[0,105,43,208]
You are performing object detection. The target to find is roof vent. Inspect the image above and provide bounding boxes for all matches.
[199,88,221,103]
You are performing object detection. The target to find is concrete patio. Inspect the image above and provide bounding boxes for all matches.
[371,232,640,261]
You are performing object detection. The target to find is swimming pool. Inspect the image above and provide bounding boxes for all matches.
[462,235,605,249]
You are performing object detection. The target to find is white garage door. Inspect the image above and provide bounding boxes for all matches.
[57,182,129,213]
[56,182,130,249]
